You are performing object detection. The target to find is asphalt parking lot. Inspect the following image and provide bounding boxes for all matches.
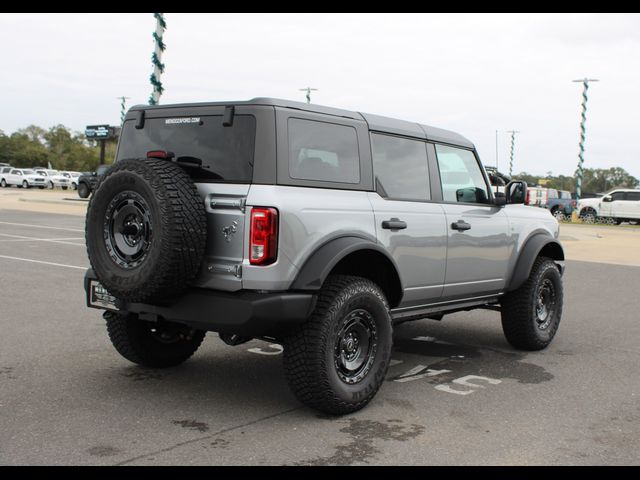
[0,206,639,465]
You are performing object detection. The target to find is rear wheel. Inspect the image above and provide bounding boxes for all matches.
[72,182,77,190]
[501,257,563,351]
[48,181,54,189]
[283,275,393,415]
[104,311,206,368]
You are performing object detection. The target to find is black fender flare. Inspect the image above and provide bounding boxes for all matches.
[291,236,403,294]
[507,234,564,292]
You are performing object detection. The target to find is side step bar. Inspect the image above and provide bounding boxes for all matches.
[390,294,502,323]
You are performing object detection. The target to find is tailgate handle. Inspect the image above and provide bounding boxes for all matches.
[210,198,246,211]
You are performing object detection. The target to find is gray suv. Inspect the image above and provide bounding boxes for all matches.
[84,98,564,414]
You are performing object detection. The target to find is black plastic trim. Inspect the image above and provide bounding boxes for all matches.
[506,234,565,292]
[84,269,316,336]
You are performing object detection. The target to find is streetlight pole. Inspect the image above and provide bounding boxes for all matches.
[299,87,318,104]
[506,130,520,177]
[572,78,599,203]
[117,96,130,125]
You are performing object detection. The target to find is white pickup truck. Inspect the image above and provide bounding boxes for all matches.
[577,189,640,224]
[0,169,47,188]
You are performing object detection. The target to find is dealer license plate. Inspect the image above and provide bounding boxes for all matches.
[88,280,118,311]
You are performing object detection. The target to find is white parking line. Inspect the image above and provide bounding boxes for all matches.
[0,233,85,246]
[0,221,84,233]
[0,254,86,270]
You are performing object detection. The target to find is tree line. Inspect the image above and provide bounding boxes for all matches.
[2,124,639,193]
[513,168,639,195]
[0,125,117,172]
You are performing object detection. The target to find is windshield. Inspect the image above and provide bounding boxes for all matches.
[22,169,34,175]
[116,115,256,182]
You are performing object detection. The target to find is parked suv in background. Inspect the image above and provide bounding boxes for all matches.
[578,189,640,224]
[77,165,110,198]
[84,98,565,415]
[36,169,71,189]
[544,189,576,220]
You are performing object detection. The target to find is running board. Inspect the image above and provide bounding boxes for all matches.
[390,295,502,323]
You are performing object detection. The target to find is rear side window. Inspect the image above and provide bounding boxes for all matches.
[117,115,256,183]
[626,191,640,201]
[288,118,360,184]
[371,133,430,201]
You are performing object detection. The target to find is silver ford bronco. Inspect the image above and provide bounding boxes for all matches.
[84,98,564,414]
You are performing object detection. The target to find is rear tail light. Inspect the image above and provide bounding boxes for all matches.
[249,207,278,265]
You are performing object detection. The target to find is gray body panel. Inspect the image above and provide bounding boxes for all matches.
[367,192,447,306]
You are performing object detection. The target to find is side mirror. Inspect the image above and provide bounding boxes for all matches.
[506,180,527,204]
[602,195,612,202]
[494,191,507,206]
[92,172,97,177]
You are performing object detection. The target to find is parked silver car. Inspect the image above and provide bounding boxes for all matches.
[84,98,565,415]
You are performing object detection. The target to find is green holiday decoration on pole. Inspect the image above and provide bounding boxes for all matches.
[572,78,599,203]
[117,96,130,125]
[506,130,519,176]
[149,13,167,105]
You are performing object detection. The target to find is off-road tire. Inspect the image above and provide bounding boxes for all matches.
[78,182,90,198]
[104,311,206,368]
[85,158,206,304]
[501,256,563,351]
[283,275,393,415]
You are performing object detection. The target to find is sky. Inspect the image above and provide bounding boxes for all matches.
[1,13,639,178]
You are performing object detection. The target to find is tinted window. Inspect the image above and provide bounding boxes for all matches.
[288,118,359,184]
[625,191,640,201]
[610,191,625,201]
[117,115,256,182]
[435,145,490,204]
[371,133,430,201]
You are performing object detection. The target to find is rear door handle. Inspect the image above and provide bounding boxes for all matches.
[451,220,471,231]
[382,218,407,230]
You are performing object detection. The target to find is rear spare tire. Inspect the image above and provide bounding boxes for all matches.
[85,158,206,303]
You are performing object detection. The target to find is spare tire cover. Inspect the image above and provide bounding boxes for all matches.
[85,158,207,303]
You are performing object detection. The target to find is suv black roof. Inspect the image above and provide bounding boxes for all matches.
[128,97,474,149]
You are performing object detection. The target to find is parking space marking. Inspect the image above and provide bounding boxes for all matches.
[0,233,85,246]
[0,254,86,270]
[0,221,84,233]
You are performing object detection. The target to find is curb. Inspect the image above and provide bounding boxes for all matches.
[18,198,89,206]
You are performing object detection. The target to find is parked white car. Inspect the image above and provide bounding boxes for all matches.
[577,189,640,224]
[0,168,47,188]
[36,169,71,189]
[61,171,82,190]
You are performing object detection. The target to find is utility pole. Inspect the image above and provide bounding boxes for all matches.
[572,78,599,203]
[117,96,130,125]
[149,13,167,105]
[299,87,318,104]
[506,130,520,176]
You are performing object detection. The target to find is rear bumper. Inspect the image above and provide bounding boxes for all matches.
[84,269,316,336]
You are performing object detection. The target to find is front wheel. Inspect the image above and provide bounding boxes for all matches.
[0,179,6,188]
[283,275,393,415]
[104,311,206,368]
[22,180,29,189]
[501,257,563,351]
[77,182,90,198]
